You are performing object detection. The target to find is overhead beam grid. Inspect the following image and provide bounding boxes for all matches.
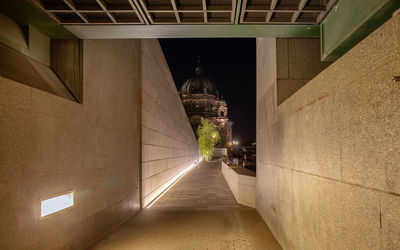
[240,0,337,24]
[30,0,146,24]
[30,0,337,25]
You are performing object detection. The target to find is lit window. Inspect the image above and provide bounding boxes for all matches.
[41,191,74,217]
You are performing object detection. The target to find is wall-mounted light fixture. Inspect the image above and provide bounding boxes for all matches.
[146,158,201,208]
[41,191,74,217]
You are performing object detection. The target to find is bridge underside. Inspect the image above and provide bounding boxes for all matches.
[1,0,399,60]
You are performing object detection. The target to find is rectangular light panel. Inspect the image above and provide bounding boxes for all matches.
[41,192,74,217]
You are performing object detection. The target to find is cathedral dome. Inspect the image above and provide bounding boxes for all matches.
[180,58,217,96]
[219,99,227,106]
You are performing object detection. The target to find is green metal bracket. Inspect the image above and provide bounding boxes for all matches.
[0,0,77,39]
[320,0,400,62]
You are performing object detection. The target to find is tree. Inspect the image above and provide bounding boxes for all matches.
[197,118,220,161]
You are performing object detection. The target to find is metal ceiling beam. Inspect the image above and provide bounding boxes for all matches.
[237,0,245,24]
[170,0,181,23]
[136,0,154,24]
[317,0,338,23]
[231,0,237,23]
[65,24,320,39]
[127,0,148,24]
[25,0,332,25]
[96,0,117,23]
[266,0,277,22]
[201,0,207,23]
[62,0,89,23]
[291,0,308,23]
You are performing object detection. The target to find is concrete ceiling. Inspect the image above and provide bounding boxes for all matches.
[29,0,337,25]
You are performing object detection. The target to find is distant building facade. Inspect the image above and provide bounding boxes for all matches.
[179,58,233,147]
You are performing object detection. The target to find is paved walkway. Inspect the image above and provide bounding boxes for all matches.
[91,161,281,250]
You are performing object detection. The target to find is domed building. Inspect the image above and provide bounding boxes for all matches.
[179,58,233,147]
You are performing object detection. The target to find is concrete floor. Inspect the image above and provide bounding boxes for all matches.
[91,161,281,250]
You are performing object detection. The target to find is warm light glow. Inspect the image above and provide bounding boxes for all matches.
[146,159,200,208]
[41,192,74,217]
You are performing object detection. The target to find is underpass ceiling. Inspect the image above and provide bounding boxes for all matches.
[2,0,399,60]
[29,0,337,25]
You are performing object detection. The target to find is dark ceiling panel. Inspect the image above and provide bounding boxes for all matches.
[241,0,337,24]
[29,0,336,24]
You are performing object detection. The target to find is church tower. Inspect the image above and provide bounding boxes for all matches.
[179,58,233,147]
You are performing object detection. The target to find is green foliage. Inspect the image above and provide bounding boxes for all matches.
[197,118,220,161]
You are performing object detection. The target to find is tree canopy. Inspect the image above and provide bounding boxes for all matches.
[197,118,220,161]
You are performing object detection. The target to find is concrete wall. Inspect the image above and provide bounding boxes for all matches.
[221,162,256,208]
[0,40,141,249]
[141,40,199,207]
[256,14,400,250]
[276,38,330,105]
[0,13,51,66]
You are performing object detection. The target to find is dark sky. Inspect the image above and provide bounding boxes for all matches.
[159,38,256,145]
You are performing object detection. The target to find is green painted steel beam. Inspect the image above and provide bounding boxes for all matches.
[65,24,320,39]
[0,0,77,39]
[234,0,243,24]
[320,0,400,62]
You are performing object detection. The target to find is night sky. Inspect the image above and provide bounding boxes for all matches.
[159,38,256,145]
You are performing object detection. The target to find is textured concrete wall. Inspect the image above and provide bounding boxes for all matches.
[141,40,199,207]
[0,13,51,66]
[51,39,82,102]
[221,162,256,208]
[0,40,141,249]
[276,38,330,105]
[257,14,400,250]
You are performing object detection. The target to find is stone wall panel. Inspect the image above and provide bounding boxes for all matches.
[140,39,199,207]
[257,15,400,249]
[0,39,141,249]
[341,59,400,193]
[318,179,381,249]
[382,194,400,249]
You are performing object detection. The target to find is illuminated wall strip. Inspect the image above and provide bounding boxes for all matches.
[146,158,202,208]
[41,191,74,217]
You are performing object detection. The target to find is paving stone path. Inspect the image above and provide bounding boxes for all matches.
[91,160,281,250]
